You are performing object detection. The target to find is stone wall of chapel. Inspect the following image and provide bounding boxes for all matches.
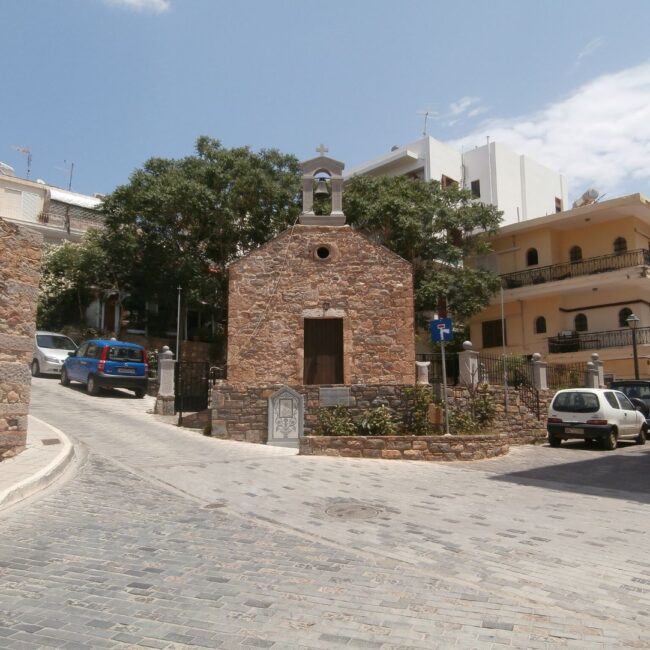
[227,225,415,386]
[0,218,42,458]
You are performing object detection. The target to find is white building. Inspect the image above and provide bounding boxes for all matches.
[0,164,103,244]
[345,136,568,227]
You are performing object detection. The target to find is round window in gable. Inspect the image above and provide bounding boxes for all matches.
[316,246,330,260]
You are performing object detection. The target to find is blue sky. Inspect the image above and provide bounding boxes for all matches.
[3,0,650,201]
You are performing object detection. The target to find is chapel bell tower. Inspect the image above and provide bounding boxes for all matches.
[299,144,346,226]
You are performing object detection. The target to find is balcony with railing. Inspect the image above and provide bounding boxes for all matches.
[500,249,650,290]
[548,326,650,353]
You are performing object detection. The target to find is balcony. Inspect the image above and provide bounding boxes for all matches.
[548,326,650,353]
[500,249,650,290]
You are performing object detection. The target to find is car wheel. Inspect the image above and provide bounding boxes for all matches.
[602,428,617,451]
[87,375,100,396]
[60,368,70,386]
[636,426,647,446]
[31,360,40,378]
[548,435,562,448]
[134,388,146,399]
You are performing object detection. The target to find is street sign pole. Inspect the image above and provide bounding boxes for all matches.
[440,338,450,435]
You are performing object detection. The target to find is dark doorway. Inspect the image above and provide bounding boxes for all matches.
[304,318,343,385]
[104,295,117,332]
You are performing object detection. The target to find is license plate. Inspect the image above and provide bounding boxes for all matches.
[117,367,135,374]
[565,427,583,434]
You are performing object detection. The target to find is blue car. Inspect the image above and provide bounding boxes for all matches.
[61,339,148,398]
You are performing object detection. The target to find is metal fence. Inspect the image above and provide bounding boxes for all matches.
[501,248,650,290]
[416,352,459,385]
[548,326,650,353]
[546,362,584,389]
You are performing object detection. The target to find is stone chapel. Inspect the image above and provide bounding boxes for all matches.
[211,149,416,445]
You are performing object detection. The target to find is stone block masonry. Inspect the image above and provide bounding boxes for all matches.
[0,218,42,458]
[211,382,550,448]
[226,225,415,386]
[300,434,510,461]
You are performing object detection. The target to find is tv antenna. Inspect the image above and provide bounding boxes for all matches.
[417,110,437,137]
[13,145,32,179]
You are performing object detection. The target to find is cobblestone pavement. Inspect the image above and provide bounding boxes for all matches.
[0,378,649,649]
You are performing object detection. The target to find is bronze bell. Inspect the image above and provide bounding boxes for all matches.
[314,178,330,197]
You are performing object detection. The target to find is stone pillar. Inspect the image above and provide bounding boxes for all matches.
[585,361,599,389]
[154,346,176,415]
[459,341,480,387]
[591,352,605,387]
[531,352,548,390]
[415,361,430,385]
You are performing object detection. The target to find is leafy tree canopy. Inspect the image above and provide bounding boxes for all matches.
[343,175,502,323]
[98,137,302,333]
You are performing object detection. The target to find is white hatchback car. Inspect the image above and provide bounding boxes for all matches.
[547,388,647,450]
[32,331,78,377]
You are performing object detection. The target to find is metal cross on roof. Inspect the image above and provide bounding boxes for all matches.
[316,144,329,156]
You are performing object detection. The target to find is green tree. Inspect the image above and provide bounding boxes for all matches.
[37,229,114,330]
[344,175,502,323]
[98,137,302,342]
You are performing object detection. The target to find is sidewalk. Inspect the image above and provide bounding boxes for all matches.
[0,415,75,511]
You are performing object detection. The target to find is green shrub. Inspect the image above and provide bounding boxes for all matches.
[357,404,397,436]
[313,406,357,436]
[404,385,435,435]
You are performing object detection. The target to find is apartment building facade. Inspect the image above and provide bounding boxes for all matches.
[468,194,650,380]
[345,136,568,227]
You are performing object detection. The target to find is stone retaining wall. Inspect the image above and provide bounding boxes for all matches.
[211,382,552,447]
[0,218,42,459]
[212,383,414,444]
[299,434,510,461]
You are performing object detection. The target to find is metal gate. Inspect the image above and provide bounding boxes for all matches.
[174,361,210,414]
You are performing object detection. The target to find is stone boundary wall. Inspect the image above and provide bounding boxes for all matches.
[299,434,509,461]
[212,383,414,444]
[211,382,553,446]
[0,218,42,459]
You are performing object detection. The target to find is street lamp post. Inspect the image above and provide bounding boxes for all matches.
[626,313,640,379]
[176,286,182,361]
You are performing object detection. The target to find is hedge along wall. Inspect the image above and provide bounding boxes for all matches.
[0,218,42,459]
[211,382,553,449]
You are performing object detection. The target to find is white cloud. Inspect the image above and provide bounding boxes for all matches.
[103,0,170,13]
[451,62,650,199]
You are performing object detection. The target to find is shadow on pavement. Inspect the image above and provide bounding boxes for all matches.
[490,444,650,504]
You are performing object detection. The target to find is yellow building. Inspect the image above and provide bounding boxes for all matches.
[468,194,650,380]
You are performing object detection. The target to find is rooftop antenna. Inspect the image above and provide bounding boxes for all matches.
[64,160,74,191]
[13,145,32,179]
[417,110,437,137]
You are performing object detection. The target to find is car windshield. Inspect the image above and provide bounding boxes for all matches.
[552,391,600,413]
[106,346,144,362]
[36,335,77,351]
[616,384,650,399]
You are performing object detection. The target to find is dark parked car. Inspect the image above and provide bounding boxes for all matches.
[609,380,650,417]
[61,339,148,398]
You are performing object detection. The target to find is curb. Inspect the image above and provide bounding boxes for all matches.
[0,416,76,511]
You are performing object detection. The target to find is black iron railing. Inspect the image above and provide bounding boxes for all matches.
[501,249,650,290]
[546,362,584,388]
[416,353,459,385]
[548,326,650,353]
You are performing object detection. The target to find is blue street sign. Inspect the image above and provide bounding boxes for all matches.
[430,318,453,342]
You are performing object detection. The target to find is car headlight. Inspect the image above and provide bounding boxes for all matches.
[45,356,60,363]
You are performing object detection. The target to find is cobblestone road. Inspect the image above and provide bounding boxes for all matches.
[1,377,649,649]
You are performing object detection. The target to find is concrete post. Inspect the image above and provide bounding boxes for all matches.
[585,361,599,389]
[459,341,479,387]
[154,346,176,415]
[591,352,605,387]
[415,361,430,385]
[531,352,548,390]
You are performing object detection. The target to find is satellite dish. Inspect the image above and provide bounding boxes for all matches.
[572,188,599,209]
